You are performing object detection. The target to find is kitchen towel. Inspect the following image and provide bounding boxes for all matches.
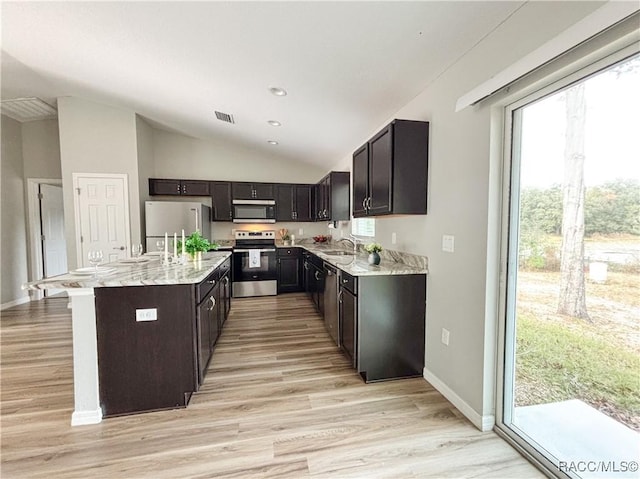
[249,250,261,268]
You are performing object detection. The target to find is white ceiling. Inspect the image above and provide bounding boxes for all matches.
[1,1,526,167]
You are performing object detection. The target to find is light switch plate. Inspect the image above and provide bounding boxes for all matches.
[441,328,450,346]
[136,308,157,322]
[298,228,303,235]
[442,235,455,253]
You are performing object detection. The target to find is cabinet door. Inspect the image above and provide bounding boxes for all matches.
[210,284,221,349]
[314,183,323,221]
[277,255,301,293]
[294,185,312,222]
[276,185,294,221]
[197,295,213,385]
[221,273,231,324]
[181,180,210,196]
[232,182,254,199]
[253,183,275,199]
[340,288,357,368]
[211,182,233,221]
[323,177,331,219]
[369,125,393,216]
[149,179,182,196]
[352,144,369,217]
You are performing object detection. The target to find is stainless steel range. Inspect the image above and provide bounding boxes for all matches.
[232,230,277,298]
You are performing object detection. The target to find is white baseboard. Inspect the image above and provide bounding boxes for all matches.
[424,368,495,432]
[71,408,103,426]
[1,296,31,311]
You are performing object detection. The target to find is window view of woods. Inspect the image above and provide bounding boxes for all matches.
[512,53,640,436]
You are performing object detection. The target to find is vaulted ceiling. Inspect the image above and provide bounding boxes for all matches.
[1,2,529,167]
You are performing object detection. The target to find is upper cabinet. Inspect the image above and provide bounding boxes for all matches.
[232,182,274,200]
[315,171,350,222]
[210,181,233,221]
[276,184,312,222]
[352,119,429,217]
[149,179,211,196]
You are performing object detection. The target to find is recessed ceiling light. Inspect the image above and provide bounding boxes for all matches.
[267,140,279,145]
[267,120,282,127]
[269,87,287,97]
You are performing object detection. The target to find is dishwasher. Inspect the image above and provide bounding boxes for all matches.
[323,262,339,346]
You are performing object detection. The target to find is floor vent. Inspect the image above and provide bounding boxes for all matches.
[1,97,57,122]
[215,111,235,124]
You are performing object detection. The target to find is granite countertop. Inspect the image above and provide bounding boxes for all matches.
[278,242,428,277]
[23,251,232,290]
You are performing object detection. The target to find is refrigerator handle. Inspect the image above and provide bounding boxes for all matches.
[191,208,199,233]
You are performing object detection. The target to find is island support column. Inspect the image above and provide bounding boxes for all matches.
[68,288,103,426]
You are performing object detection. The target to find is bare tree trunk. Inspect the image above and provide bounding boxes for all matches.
[558,83,589,320]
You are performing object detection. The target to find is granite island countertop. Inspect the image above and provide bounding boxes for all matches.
[278,242,428,276]
[23,251,232,291]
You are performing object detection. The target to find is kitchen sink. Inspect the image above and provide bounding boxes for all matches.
[323,250,355,256]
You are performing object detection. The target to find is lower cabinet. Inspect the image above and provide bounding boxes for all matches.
[95,257,232,417]
[304,253,324,313]
[277,247,303,293]
[339,271,426,382]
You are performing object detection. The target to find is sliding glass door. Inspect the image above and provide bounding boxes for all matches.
[500,52,640,478]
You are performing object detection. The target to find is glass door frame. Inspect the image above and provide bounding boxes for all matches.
[494,43,640,479]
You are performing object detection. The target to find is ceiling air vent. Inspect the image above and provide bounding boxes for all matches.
[1,97,57,122]
[215,111,235,124]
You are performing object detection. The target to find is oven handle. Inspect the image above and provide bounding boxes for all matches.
[233,248,276,253]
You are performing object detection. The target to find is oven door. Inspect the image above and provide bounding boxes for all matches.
[232,248,277,297]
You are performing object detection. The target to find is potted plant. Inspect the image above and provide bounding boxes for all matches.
[177,231,218,261]
[364,242,383,265]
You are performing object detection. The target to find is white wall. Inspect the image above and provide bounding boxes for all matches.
[21,119,62,179]
[57,97,141,268]
[1,115,29,306]
[331,1,604,424]
[153,129,327,183]
[135,115,154,245]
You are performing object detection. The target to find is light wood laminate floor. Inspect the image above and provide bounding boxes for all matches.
[1,293,542,478]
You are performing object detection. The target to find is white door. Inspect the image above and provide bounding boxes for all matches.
[74,174,130,266]
[40,184,68,297]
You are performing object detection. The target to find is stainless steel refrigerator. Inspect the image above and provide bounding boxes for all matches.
[145,201,212,253]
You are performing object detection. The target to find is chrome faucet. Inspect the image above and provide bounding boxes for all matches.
[336,237,357,253]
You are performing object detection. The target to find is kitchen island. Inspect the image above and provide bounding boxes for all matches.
[23,251,232,426]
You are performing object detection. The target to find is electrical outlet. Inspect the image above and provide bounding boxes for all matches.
[441,328,450,346]
[298,228,303,235]
[136,308,157,322]
[442,235,455,253]
[391,232,397,244]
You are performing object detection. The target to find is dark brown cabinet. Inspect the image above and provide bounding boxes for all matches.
[95,256,232,417]
[352,119,429,217]
[304,252,325,313]
[339,272,357,367]
[232,182,274,200]
[276,184,312,222]
[211,181,233,221]
[338,272,426,382]
[277,247,303,293]
[315,171,350,222]
[149,178,211,196]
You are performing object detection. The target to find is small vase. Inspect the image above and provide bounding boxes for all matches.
[368,252,380,265]
[189,251,202,262]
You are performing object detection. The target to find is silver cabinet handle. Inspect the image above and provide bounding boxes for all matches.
[362,198,367,210]
[314,271,321,280]
[304,263,309,270]
[113,246,125,250]
[368,197,372,209]
[342,279,349,283]
[208,280,216,285]
[207,296,215,311]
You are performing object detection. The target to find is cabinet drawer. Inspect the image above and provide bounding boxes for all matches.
[277,247,301,257]
[197,270,217,304]
[340,271,357,295]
